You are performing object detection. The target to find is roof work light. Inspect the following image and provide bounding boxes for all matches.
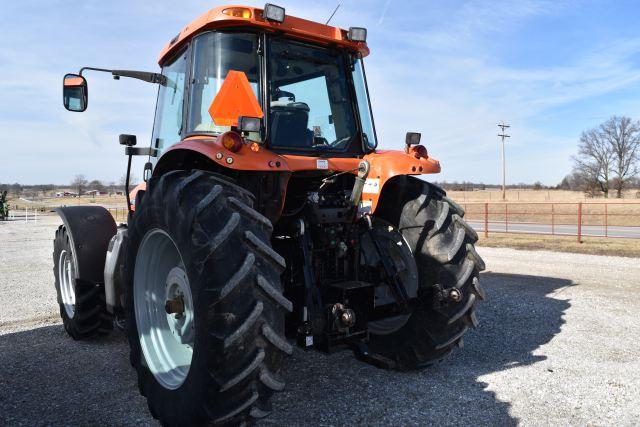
[263,4,285,23]
[348,27,367,42]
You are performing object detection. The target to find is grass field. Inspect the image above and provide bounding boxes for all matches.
[477,233,640,258]
[448,188,640,202]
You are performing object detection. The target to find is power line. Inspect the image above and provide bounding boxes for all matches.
[498,122,511,201]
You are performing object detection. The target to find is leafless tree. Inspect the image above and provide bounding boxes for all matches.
[88,179,105,192]
[600,116,640,198]
[573,128,613,198]
[71,174,88,196]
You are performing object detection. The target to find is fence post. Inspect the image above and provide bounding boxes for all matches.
[484,203,489,238]
[577,202,583,243]
[604,204,608,238]
[551,204,555,235]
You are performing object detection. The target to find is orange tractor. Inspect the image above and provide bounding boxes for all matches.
[55,4,485,425]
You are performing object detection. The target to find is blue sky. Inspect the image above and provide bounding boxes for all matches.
[2,0,640,185]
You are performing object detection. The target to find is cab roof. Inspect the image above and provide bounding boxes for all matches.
[158,5,369,65]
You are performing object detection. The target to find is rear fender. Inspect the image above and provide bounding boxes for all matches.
[54,206,116,283]
[362,150,441,213]
[373,175,446,225]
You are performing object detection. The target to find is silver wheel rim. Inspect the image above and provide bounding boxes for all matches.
[134,229,194,390]
[58,250,76,319]
[58,249,75,318]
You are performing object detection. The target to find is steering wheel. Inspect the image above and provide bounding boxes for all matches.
[313,136,330,147]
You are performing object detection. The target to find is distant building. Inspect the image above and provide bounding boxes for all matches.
[56,191,78,197]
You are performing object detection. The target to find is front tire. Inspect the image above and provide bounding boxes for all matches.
[371,177,486,370]
[53,225,112,339]
[124,170,292,425]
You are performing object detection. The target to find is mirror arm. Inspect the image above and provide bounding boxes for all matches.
[78,67,166,86]
[112,70,166,85]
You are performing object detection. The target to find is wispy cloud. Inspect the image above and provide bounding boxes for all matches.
[377,0,392,25]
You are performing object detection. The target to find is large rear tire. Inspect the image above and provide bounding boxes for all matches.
[371,177,486,370]
[53,225,112,339]
[124,170,292,425]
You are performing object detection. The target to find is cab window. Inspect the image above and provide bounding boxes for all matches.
[188,32,261,141]
[151,50,187,151]
[268,39,358,152]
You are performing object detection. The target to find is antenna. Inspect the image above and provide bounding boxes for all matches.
[325,3,341,25]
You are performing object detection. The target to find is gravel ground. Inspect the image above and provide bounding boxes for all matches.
[1,215,639,425]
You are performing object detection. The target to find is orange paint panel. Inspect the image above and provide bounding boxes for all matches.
[208,70,264,127]
[282,156,361,172]
[158,5,369,65]
[168,136,367,173]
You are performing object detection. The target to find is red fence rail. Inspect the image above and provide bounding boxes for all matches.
[460,202,640,241]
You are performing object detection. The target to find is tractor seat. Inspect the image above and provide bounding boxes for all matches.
[270,101,313,148]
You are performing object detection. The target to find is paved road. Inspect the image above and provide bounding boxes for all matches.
[468,220,640,238]
[1,216,640,425]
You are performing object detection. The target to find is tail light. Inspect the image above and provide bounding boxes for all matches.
[411,145,428,159]
[219,131,244,152]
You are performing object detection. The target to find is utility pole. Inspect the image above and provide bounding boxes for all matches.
[498,122,510,201]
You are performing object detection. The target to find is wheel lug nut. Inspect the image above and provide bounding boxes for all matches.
[449,288,462,302]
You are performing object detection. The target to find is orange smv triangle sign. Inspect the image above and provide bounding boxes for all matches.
[208,70,264,127]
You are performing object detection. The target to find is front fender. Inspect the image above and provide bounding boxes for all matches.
[54,206,117,283]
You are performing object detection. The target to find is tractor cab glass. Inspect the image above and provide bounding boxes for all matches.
[351,55,377,149]
[188,32,261,142]
[152,51,187,151]
[268,39,357,152]
[63,74,88,112]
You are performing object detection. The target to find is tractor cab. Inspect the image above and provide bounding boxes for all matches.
[152,9,376,157]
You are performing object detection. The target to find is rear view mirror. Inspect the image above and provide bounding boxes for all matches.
[63,74,88,112]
